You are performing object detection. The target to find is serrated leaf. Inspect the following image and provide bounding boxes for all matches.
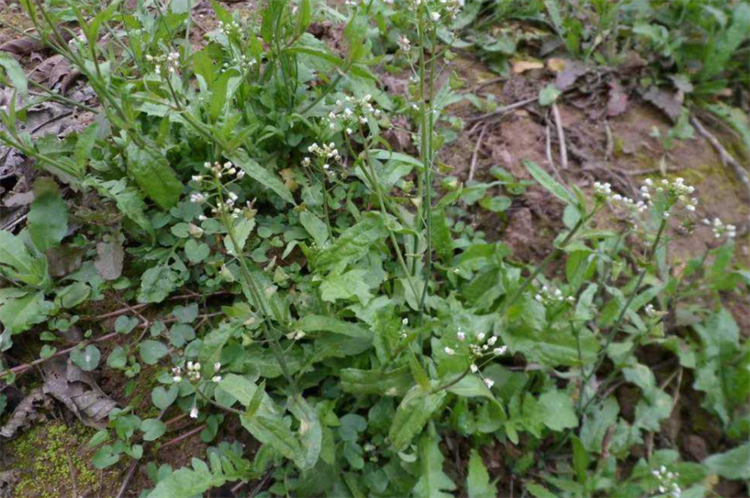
[299,211,328,247]
[126,143,182,210]
[703,443,750,480]
[313,213,387,273]
[138,264,179,303]
[340,366,413,397]
[413,425,455,498]
[388,388,446,452]
[0,230,49,288]
[84,178,153,237]
[467,449,496,498]
[223,217,255,256]
[431,208,454,264]
[539,390,578,431]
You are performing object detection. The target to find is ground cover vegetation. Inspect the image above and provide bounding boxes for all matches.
[0,0,748,497]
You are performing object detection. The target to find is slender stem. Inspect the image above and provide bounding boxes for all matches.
[578,218,668,413]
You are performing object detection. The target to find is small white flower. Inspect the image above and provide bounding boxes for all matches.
[487,336,497,346]
[190,406,199,419]
[402,318,408,326]
[172,375,182,382]
[483,378,494,388]
[477,332,486,342]
[212,375,222,383]
[214,362,221,372]
[444,347,455,355]
[430,11,441,21]
[457,332,465,341]
[470,364,478,373]
[493,346,507,355]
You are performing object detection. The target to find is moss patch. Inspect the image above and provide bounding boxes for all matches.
[5,420,99,498]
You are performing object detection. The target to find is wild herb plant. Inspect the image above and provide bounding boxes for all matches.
[0,1,748,497]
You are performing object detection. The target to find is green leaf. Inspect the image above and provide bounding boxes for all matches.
[223,217,255,256]
[703,443,750,480]
[92,445,121,469]
[467,449,496,498]
[340,366,413,397]
[313,213,387,273]
[219,374,320,470]
[297,315,371,341]
[538,390,578,431]
[70,345,101,371]
[139,340,169,365]
[0,53,28,99]
[431,208,454,264]
[147,460,230,498]
[539,84,562,106]
[228,149,294,205]
[141,419,167,441]
[299,211,329,247]
[84,178,153,237]
[151,385,179,410]
[126,143,183,210]
[0,231,49,288]
[320,269,372,304]
[138,264,179,303]
[185,239,210,263]
[0,291,53,335]
[28,178,68,251]
[524,160,577,207]
[527,483,558,498]
[388,388,446,452]
[413,425,456,498]
[700,4,750,80]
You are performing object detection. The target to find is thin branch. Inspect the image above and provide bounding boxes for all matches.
[464,97,537,123]
[468,124,488,182]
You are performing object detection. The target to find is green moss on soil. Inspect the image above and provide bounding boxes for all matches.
[5,420,99,498]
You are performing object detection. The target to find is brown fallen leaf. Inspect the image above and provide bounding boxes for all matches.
[94,238,124,281]
[547,58,567,73]
[42,357,117,428]
[0,37,43,57]
[642,86,682,122]
[556,60,588,90]
[0,389,52,440]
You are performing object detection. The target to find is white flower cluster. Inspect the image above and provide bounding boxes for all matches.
[594,182,648,215]
[406,0,465,23]
[146,51,180,75]
[190,161,249,219]
[702,217,737,240]
[397,35,411,52]
[641,178,697,218]
[535,285,575,306]
[444,329,508,388]
[303,142,342,172]
[652,466,681,498]
[218,20,241,38]
[173,361,222,384]
[325,94,382,134]
[221,54,256,74]
[644,304,658,318]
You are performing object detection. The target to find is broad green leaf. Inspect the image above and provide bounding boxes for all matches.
[139,340,169,365]
[138,264,180,303]
[70,345,101,371]
[126,143,183,210]
[388,388,446,452]
[580,397,619,453]
[228,149,294,205]
[701,4,750,80]
[538,390,578,431]
[151,385,179,410]
[219,374,319,470]
[141,419,167,441]
[147,461,230,498]
[299,211,329,247]
[413,425,455,498]
[0,291,53,335]
[28,178,68,252]
[0,53,28,99]
[340,366,413,397]
[223,217,255,256]
[185,239,210,263]
[539,84,562,106]
[84,178,153,237]
[320,269,372,304]
[0,231,49,288]
[467,449,496,498]
[297,315,371,341]
[431,208,454,264]
[703,443,750,480]
[313,213,387,272]
[524,160,577,207]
